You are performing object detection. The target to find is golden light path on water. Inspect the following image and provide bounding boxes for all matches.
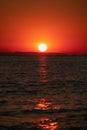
[34,56,60,129]
[17,55,61,130]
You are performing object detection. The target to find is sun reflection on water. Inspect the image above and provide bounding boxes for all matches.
[35,98,61,111]
[36,56,60,129]
[38,118,58,130]
[35,98,51,110]
[38,55,48,83]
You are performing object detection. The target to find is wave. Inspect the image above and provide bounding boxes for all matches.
[0,124,87,130]
[0,107,87,117]
[21,107,87,115]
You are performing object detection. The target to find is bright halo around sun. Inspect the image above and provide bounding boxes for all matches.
[38,43,47,52]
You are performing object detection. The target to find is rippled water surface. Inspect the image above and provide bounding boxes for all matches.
[0,55,87,130]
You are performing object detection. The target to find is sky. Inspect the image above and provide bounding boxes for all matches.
[0,0,87,54]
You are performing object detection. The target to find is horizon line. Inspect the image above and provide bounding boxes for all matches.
[0,51,87,56]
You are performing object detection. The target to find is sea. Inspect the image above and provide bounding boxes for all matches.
[0,54,87,130]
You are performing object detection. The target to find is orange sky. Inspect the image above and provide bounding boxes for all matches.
[0,0,87,54]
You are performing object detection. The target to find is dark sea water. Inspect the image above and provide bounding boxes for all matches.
[0,55,87,130]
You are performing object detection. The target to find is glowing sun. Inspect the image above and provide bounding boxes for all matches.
[38,43,47,52]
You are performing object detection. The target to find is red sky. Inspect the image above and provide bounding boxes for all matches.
[0,0,87,54]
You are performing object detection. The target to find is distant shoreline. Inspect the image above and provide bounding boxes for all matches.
[0,52,87,56]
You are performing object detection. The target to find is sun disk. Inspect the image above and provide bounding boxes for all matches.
[38,43,47,52]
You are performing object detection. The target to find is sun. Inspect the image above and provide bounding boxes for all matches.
[38,43,47,52]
